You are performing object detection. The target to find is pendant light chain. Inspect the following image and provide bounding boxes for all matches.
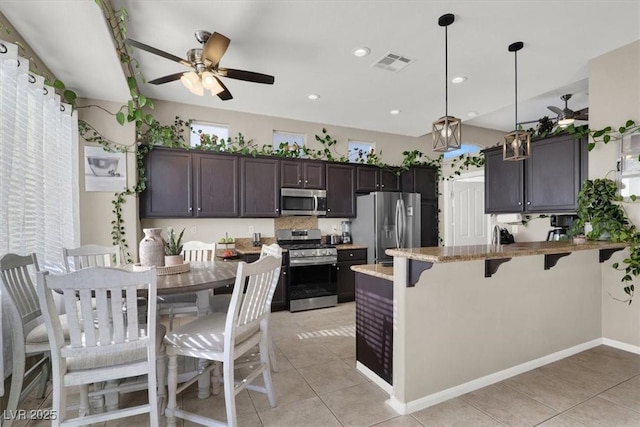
[503,41,530,161]
[514,47,518,130]
[444,23,448,118]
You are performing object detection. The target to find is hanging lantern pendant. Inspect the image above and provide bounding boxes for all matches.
[503,41,531,161]
[433,13,462,153]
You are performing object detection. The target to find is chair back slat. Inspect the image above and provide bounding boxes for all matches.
[37,267,156,360]
[181,241,216,262]
[0,253,41,325]
[63,244,120,272]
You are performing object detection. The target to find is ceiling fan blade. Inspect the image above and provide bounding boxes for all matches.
[213,76,233,101]
[125,39,191,67]
[217,68,275,84]
[148,72,185,85]
[202,32,231,66]
[575,107,589,115]
[547,106,563,115]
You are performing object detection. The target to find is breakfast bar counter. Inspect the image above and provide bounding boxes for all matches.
[377,241,629,416]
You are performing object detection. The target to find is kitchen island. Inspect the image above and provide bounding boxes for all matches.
[374,241,626,415]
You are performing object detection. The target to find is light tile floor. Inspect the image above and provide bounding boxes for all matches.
[14,302,640,426]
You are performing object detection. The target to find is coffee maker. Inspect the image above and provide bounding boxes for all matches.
[341,220,352,244]
[546,214,577,241]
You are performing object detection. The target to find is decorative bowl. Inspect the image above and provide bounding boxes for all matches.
[87,156,120,177]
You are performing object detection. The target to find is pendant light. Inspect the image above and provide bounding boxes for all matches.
[432,13,461,152]
[503,41,531,161]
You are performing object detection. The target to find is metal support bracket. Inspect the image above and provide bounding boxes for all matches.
[544,252,571,270]
[485,258,511,278]
[407,260,433,287]
[599,248,624,263]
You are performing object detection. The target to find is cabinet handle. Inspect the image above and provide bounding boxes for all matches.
[336,266,340,271]
[305,179,308,184]
[283,271,286,275]
[298,179,302,183]
[381,184,385,188]
[327,208,331,212]
[275,208,280,213]
[188,207,193,212]
[517,202,522,206]
[197,207,201,211]
[527,201,531,205]
[350,253,353,257]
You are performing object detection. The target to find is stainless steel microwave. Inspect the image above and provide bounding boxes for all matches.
[280,188,327,216]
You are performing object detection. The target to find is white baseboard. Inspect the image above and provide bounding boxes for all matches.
[388,338,603,415]
[602,338,640,354]
[356,361,393,394]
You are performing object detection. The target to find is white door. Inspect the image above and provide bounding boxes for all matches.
[452,180,487,245]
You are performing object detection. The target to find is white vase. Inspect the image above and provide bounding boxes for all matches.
[139,228,165,267]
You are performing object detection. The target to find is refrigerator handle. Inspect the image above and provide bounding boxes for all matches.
[400,198,407,247]
[395,199,401,248]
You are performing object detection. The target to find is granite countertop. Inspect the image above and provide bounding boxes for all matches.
[335,244,368,250]
[351,264,394,281]
[386,241,628,263]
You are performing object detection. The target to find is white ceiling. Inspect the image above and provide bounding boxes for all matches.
[1,1,639,137]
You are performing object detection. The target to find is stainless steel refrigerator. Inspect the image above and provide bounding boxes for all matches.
[351,192,421,265]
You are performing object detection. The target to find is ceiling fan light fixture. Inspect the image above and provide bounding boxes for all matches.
[201,71,216,89]
[503,41,530,161]
[433,13,462,153]
[558,117,575,127]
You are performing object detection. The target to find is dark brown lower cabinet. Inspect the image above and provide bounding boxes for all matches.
[335,248,367,302]
[240,253,288,311]
[355,272,393,385]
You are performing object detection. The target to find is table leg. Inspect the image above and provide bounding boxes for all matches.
[196,290,211,399]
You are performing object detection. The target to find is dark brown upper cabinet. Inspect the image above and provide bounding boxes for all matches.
[356,165,400,193]
[141,148,240,218]
[325,163,356,217]
[240,157,280,217]
[280,159,325,189]
[484,133,587,213]
[400,166,438,201]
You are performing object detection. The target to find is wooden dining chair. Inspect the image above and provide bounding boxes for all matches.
[0,253,51,427]
[36,266,161,427]
[164,252,282,427]
[209,243,282,371]
[159,241,216,330]
[62,244,121,272]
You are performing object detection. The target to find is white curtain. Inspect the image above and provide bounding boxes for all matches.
[0,39,80,392]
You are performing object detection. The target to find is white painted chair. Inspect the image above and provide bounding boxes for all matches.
[208,243,282,372]
[158,241,217,330]
[36,266,161,427]
[62,244,121,271]
[0,253,51,427]
[164,249,282,427]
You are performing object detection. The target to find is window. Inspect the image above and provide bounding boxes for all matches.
[273,131,305,157]
[190,121,229,148]
[443,143,481,159]
[0,40,80,272]
[348,141,375,163]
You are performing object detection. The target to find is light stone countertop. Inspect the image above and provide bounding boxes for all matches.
[335,244,368,250]
[386,241,628,263]
[351,264,393,281]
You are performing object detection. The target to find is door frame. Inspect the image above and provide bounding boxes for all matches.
[443,169,485,246]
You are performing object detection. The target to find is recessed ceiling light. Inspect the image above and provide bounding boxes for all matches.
[307,94,320,100]
[467,111,478,117]
[353,47,371,57]
[390,109,401,115]
[451,76,467,84]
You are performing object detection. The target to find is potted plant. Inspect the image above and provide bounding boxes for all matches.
[164,228,185,266]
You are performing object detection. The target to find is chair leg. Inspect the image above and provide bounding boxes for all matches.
[104,379,119,411]
[148,354,159,426]
[166,354,178,427]
[79,384,90,418]
[260,336,277,408]
[51,369,66,427]
[37,356,50,398]
[268,335,279,373]
[211,361,222,396]
[5,351,26,427]
[157,345,167,414]
[223,359,237,427]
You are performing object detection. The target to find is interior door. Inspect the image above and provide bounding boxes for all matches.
[453,180,487,245]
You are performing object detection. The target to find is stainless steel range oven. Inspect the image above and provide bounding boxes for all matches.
[276,229,338,312]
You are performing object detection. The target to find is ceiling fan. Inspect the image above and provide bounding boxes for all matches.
[547,94,588,127]
[125,30,275,101]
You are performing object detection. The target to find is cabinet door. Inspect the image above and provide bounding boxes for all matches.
[142,149,192,217]
[356,166,379,193]
[240,157,280,217]
[326,164,356,217]
[400,166,437,200]
[280,160,302,188]
[271,258,288,311]
[193,153,239,217]
[302,161,326,189]
[525,135,582,212]
[484,147,524,213]
[379,168,400,192]
[421,200,439,247]
[336,261,358,302]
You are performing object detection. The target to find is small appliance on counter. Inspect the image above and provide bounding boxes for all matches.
[252,232,261,247]
[341,220,352,244]
[492,225,515,244]
[546,214,578,241]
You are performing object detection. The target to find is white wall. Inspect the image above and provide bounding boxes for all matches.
[589,40,640,347]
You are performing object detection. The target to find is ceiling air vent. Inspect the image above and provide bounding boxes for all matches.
[371,52,415,72]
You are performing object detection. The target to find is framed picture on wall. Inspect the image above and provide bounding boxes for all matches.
[618,133,640,200]
[84,146,127,192]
